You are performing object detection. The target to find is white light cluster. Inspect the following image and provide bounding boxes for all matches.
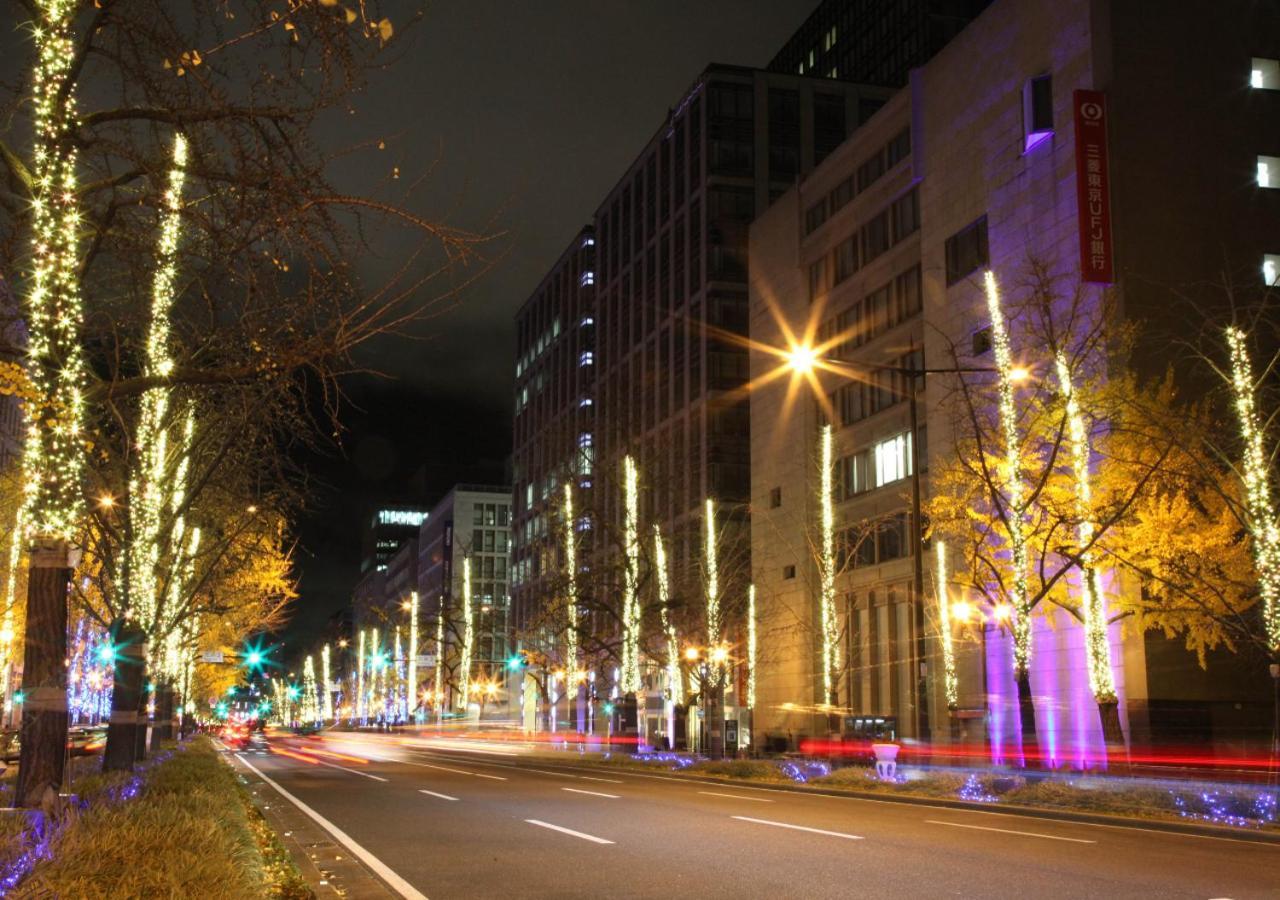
[983,272,1032,675]
[935,541,959,709]
[459,556,474,706]
[321,643,333,721]
[406,593,417,722]
[562,484,579,668]
[21,0,88,539]
[654,525,681,704]
[356,629,365,721]
[620,456,641,694]
[747,584,757,710]
[704,497,720,651]
[819,424,839,703]
[1054,352,1116,703]
[1225,326,1280,653]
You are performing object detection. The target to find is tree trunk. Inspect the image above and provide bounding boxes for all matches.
[1097,698,1125,747]
[150,681,173,752]
[103,620,146,772]
[14,539,73,808]
[133,668,151,762]
[1014,668,1039,768]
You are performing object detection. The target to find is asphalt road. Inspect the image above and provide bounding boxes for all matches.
[225,733,1280,900]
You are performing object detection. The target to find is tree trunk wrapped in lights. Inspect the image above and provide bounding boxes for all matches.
[1225,326,1280,659]
[15,0,89,807]
[562,484,579,670]
[934,541,959,712]
[983,271,1037,762]
[405,595,417,723]
[1054,351,1122,744]
[459,557,474,710]
[654,526,681,737]
[704,497,721,656]
[621,456,641,695]
[818,424,839,708]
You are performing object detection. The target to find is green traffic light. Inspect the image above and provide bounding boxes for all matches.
[506,654,523,670]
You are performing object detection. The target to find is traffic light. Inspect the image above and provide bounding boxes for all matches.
[506,653,524,671]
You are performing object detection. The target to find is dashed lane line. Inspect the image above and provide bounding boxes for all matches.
[524,819,615,845]
[562,787,620,799]
[731,816,863,841]
[925,819,1097,844]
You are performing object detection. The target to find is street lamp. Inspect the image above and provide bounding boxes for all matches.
[782,342,1032,741]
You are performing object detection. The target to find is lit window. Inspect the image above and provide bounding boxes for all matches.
[582,236,595,247]
[579,397,593,407]
[873,432,913,489]
[580,271,595,286]
[1258,155,1280,188]
[579,351,594,367]
[1264,254,1280,286]
[798,62,805,75]
[828,67,838,79]
[580,316,594,326]
[1251,58,1279,90]
[1022,74,1054,153]
[808,49,815,68]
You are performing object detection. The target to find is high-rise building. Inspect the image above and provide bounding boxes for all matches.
[511,227,596,634]
[359,507,428,574]
[767,0,994,87]
[418,485,514,705]
[748,0,1280,755]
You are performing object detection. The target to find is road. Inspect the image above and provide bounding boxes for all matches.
[224,731,1280,899]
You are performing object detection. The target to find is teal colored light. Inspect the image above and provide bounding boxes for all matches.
[506,654,523,670]
[245,650,262,666]
[97,643,116,664]
[12,691,24,704]
[286,685,300,700]
[603,703,615,715]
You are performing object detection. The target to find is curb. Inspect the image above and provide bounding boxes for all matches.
[544,760,1280,846]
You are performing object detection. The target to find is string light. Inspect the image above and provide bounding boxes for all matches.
[459,556,474,707]
[562,484,578,669]
[0,508,21,717]
[321,643,333,721]
[1054,352,1117,704]
[356,629,365,722]
[621,456,641,694]
[747,584,757,710]
[433,604,445,719]
[20,0,88,540]
[819,424,839,704]
[983,272,1032,676]
[131,133,191,631]
[704,497,720,657]
[935,541,959,710]
[654,525,681,735]
[406,593,418,722]
[1225,326,1280,653]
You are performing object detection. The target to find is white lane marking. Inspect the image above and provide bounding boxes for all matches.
[562,787,620,799]
[731,816,863,841]
[419,790,459,802]
[525,819,615,845]
[527,768,578,778]
[926,819,1097,844]
[699,791,773,803]
[575,775,625,784]
[286,752,388,782]
[391,760,508,781]
[235,754,428,900]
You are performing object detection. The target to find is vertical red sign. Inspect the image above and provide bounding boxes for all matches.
[1073,90,1114,284]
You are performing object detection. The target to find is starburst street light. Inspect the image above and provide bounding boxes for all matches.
[786,342,817,374]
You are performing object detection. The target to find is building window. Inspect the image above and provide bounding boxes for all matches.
[769,487,782,508]
[1252,58,1280,89]
[580,271,595,286]
[886,127,911,168]
[833,235,858,284]
[579,351,594,367]
[945,215,989,285]
[856,150,886,192]
[1258,155,1280,188]
[829,176,855,213]
[1022,74,1054,153]
[972,326,993,355]
[1265,254,1280,286]
[891,188,919,243]
[783,564,797,580]
[861,210,890,264]
[873,432,912,488]
[808,257,828,302]
[805,198,829,235]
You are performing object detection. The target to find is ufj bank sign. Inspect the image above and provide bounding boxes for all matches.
[1073,89,1115,284]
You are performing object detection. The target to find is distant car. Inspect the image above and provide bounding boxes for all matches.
[68,726,107,756]
[219,723,250,749]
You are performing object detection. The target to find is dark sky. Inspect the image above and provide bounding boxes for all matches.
[286,1,821,651]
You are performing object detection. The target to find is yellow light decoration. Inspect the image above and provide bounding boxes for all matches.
[131,133,191,633]
[1225,326,1280,653]
[562,483,578,669]
[1054,352,1117,704]
[393,626,403,719]
[20,0,88,541]
[704,497,720,652]
[1,507,23,714]
[302,655,318,724]
[321,643,333,721]
[818,424,839,704]
[621,456,641,694]
[433,606,445,714]
[935,541,959,710]
[747,584,757,710]
[983,272,1032,675]
[459,556,474,707]
[654,525,681,703]
[406,593,418,722]
[356,628,365,721]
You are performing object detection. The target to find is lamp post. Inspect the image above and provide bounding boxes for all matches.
[784,342,1029,743]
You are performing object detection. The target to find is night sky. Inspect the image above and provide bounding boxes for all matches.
[286,2,820,651]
